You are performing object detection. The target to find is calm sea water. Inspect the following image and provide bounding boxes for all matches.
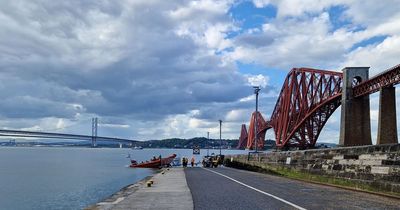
[0,146,247,210]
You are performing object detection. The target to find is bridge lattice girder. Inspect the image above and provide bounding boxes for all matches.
[265,68,343,149]
[237,124,248,149]
[246,111,267,150]
[353,64,400,97]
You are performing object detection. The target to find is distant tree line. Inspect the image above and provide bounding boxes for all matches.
[132,137,276,150]
[0,137,278,149]
[133,137,237,149]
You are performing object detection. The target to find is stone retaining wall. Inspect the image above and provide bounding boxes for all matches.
[226,144,400,194]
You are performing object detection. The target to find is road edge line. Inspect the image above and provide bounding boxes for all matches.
[203,168,307,210]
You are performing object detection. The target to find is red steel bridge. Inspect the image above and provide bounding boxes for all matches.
[239,64,400,150]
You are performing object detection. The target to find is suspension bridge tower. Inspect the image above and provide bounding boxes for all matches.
[92,117,98,147]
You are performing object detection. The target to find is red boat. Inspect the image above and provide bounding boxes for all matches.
[130,154,177,168]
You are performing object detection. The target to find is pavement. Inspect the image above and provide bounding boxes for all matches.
[89,168,193,210]
[185,167,400,210]
[88,166,400,210]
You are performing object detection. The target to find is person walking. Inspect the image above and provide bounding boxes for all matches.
[182,157,188,167]
[190,156,195,167]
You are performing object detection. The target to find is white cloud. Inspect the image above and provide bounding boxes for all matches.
[204,24,233,51]
[225,109,250,122]
[56,119,66,130]
[99,124,130,128]
[343,1,400,28]
[342,35,400,75]
[170,0,234,52]
[239,95,255,102]
[0,0,254,140]
[246,74,269,88]
[234,1,399,72]
[228,12,359,69]
[252,0,271,8]
[1,0,399,142]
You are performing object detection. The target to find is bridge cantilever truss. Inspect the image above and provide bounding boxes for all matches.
[241,68,343,150]
[239,64,400,150]
[268,68,343,149]
[237,124,248,149]
[246,111,267,150]
[353,64,400,97]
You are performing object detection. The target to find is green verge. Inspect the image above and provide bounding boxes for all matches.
[224,159,400,198]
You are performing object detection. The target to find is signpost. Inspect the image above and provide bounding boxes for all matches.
[193,146,200,155]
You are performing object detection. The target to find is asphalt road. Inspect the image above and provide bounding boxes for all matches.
[185,167,400,210]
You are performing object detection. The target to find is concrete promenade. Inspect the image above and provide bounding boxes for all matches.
[89,168,193,210]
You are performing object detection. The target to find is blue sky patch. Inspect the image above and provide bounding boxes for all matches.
[327,5,351,32]
[228,1,276,37]
[327,5,367,33]
[350,35,388,51]
[236,61,288,86]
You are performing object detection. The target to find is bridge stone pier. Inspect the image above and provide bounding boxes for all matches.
[377,86,398,144]
[340,67,372,146]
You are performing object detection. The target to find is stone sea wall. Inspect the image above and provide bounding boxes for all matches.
[225,144,400,194]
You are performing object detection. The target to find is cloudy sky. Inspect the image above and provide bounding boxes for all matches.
[0,0,399,143]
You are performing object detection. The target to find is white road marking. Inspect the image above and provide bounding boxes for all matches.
[98,197,125,205]
[203,168,307,210]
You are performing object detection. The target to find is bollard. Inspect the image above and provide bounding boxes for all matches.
[146,181,152,187]
[149,180,154,184]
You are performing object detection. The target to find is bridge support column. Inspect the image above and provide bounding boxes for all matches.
[92,117,98,147]
[377,86,398,144]
[339,67,372,146]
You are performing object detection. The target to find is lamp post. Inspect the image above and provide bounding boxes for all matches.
[219,120,222,155]
[207,131,210,156]
[253,86,261,152]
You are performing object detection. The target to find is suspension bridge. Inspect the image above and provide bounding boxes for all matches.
[0,117,137,147]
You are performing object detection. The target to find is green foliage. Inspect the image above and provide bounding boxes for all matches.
[134,137,239,149]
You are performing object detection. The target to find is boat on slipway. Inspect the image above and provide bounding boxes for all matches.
[130,154,177,168]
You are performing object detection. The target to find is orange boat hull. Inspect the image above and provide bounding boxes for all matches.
[130,154,177,168]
